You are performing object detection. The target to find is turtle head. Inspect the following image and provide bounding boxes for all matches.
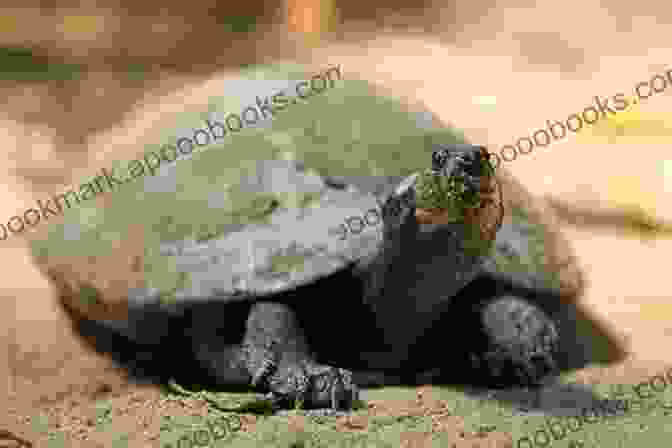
[415,143,503,256]
[417,144,496,216]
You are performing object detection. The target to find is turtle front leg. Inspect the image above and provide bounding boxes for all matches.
[461,291,561,386]
[242,302,358,410]
[190,301,357,409]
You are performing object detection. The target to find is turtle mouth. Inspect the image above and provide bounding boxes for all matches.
[418,146,496,215]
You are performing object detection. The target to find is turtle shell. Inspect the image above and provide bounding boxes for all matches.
[56,159,582,313]
[483,168,585,298]
[32,65,583,332]
[40,160,584,331]
[154,160,402,301]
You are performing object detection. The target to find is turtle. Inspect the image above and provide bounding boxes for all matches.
[44,139,586,412]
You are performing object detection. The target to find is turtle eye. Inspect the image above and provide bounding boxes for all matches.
[431,148,451,172]
[431,154,442,172]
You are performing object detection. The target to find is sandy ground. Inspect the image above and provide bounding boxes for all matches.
[2,1,672,446]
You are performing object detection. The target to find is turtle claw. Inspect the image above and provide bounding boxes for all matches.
[337,368,360,408]
[251,356,277,388]
[331,383,339,410]
[266,362,358,410]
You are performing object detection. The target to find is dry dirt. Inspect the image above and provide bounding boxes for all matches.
[1,1,672,446]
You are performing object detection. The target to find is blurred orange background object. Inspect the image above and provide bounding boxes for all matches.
[286,0,339,43]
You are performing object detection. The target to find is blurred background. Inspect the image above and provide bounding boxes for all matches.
[1,1,672,446]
